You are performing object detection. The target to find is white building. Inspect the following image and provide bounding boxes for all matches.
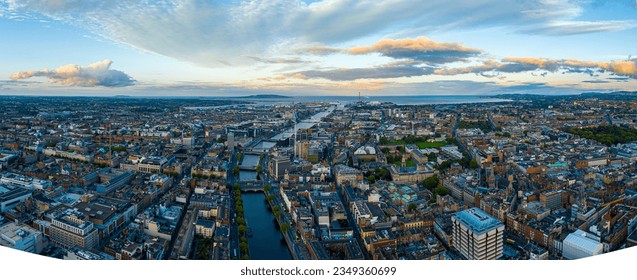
[0,222,43,254]
[195,220,215,238]
[227,133,235,154]
[562,229,604,259]
[49,209,99,250]
[0,172,52,190]
[452,207,504,260]
[0,186,32,213]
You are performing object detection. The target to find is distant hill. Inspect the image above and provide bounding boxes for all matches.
[493,91,637,100]
[235,94,291,99]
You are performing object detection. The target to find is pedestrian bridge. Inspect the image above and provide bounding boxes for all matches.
[240,182,264,192]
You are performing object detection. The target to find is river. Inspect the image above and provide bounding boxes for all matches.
[241,193,292,260]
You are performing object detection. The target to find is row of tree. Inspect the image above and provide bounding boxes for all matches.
[233,183,250,260]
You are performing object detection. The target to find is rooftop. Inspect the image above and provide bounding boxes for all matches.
[453,207,503,235]
[563,229,603,253]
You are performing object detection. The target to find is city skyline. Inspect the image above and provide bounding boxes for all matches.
[1,0,637,96]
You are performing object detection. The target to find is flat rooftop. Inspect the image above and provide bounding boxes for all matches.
[453,207,503,235]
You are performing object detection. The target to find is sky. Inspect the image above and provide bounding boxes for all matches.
[0,0,636,96]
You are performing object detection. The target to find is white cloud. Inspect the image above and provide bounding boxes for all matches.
[434,57,637,79]
[524,20,637,35]
[11,59,135,87]
[2,0,634,68]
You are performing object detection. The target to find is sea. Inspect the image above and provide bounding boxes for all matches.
[233,95,511,106]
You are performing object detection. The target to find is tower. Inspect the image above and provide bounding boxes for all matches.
[227,132,235,154]
[292,120,297,159]
[452,208,504,260]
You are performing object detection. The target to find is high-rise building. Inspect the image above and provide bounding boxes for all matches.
[540,190,563,210]
[295,140,310,160]
[49,209,99,250]
[268,157,291,180]
[227,132,235,154]
[451,207,504,260]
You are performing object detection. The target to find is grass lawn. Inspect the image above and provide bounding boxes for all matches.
[387,140,446,149]
[387,156,417,167]
[415,141,446,149]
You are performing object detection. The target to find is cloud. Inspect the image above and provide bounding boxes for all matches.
[295,37,482,65]
[435,57,637,78]
[292,61,434,81]
[524,20,637,35]
[297,45,342,56]
[346,37,481,64]
[3,0,635,67]
[246,56,308,64]
[11,59,135,87]
[283,55,637,82]
[582,80,610,84]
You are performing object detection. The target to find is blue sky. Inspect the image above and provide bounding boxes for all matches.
[1,0,636,96]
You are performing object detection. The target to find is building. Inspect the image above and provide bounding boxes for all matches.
[451,207,504,260]
[49,209,100,250]
[64,247,115,260]
[540,190,563,211]
[295,140,310,160]
[0,151,17,170]
[94,168,136,193]
[562,229,604,260]
[0,172,52,190]
[195,220,215,238]
[227,132,235,154]
[120,156,170,174]
[268,156,291,180]
[0,222,43,253]
[0,187,32,213]
[333,164,363,187]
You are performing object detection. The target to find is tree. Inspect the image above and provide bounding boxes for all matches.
[503,132,511,137]
[266,195,275,201]
[238,225,246,235]
[256,165,262,174]
[379,136,389,145]
[234,183,241,191]
[470,160,479,169]
[433,185,448,196]
[408,203,417,212]
[367,174,376,183]
[280,223,290,234]
[423,174,439,190]
[263,184,270,193]
[239,241,249,255]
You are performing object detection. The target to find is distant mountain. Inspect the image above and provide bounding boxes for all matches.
[579,91,637,98]
[235,94,291,99]
[493,91,637,100]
